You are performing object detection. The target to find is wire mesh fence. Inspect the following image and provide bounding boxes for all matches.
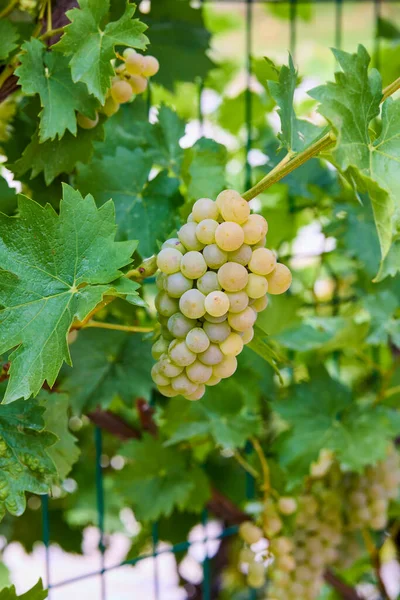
[38,0,400,598]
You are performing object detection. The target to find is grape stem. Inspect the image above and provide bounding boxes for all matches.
[361,529,391,600]
[0,0,19,19]
[83,321,154,333]
[233,450,260,479]
[242,75,400,202]
[251,437,271,496]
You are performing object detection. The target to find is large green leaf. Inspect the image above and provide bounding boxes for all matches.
[0,399,57,520]
[55,0,148,102]
[182,137,227,201]
[0,185,137,402]
[0,20,19,62]
[76,147,182,255]
[117,434,210,521]
[0,176,17,216]
[15,39,98,142]
[59,328,153,414]
[0,581,47,599]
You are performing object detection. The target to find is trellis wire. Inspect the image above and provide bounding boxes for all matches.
[39,0,397,597]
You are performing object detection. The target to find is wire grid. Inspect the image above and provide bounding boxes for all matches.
[39,0,395,597]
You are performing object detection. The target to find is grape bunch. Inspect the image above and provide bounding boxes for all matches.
[345,445,400,531]
[238,521,268,589]
[151,189,292,400]
[77,49,159,129]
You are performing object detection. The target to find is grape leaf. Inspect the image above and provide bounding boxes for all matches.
[76,147,182,255]
[376,239,400,281]
[0,580,47,599]
[59,328,153,414]
[0,20,19,62]
[274,368,400,481]
[12,125,103,185]
[54,0,148,102]
[0,176,17,215]
[39,391,80,480]
[182,137,227,201]
[268,55,321,152]
[362,290,399,346]
[0,184,137,402]
[117,434,211,521]
[15,39,98,142]
[0,399,57,520]
[310,45,400,264]
[141,0,213,89]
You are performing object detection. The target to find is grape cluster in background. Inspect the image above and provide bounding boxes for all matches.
[151,190,292,400]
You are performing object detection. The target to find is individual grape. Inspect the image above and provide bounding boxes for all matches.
[202,244,228,269]
[187,213,195,222]
[220,332,243,356]
[239,521,263,544]
[192,198,219,222]
[196,219,219,245]
[271,536,293,555]
[267,264,292,295]
[251,295,268,312]
[239,547,255,564]
[125,51,145,75]
[179,289,206,319]
[206,374,221,386]
[151,364,170,386]
[152,337,169,359]
[155,292,179,317]
[186,328,210,353]
[228,243,252,266]
[157,248,182,274]
[102,96,119,116]
[247,562,266,589]
[186,360,213,384]
[185,384,205,401]
[141,55,160,77]
[246,273,269,299]
[178,222,205,251]
[129,75,148,94]
[278,497,298,515]
[218,262,248,292]
[204,313,227,324]
[242,327,254,344]
[111,79,133,103]
[213,355,237,378]
[77,112,99,129]
[248,247,276,275]
[157,385,178,398]
[171,373,198,395]
[159,356,183,378]
[167,313,197,338]
[242,214,268,245]
[203,320,231,343]
[220,193,250,224]
[216,189,243,211]
[253,235,267,250]
[156,271,166,290]
[181,251,207,279]
[123,48,137,59]
[204,291,230,317]
[215,222,245,252]
[228,307,256,332]
[198,343,224,366]
[169,340,196,366]
[226,291,249,313]
[165,272,192,298]
[197,271,221,295]
[276,553,295,572]
[162,238,186,253]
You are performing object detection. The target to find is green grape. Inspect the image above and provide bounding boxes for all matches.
[186,327,210,353]
[198,343,224,366]
[219,332,243,356]
[155,292,179,317]
[185,384,206,401]
[152,337,169,360]
[165,272,192,298]
[277,497,297,515]
[111,79,133,103]
[125,51,145,75]
[156,271,167,290]
[151,364,170,386]
[215,222,245,252]
[267,263,292,295]
[102,96,119,117]
[202,244,228,269]
[181,251,207,279]
[167,313,197,338]
[192,197,219,222]
[129,75,148,94]
[218,262,248,292]
[159,356,183,378]
[203,320,231,343]
[241,327,254,344]
[220,193,250,224]
[251,294,268,312]
[204,313,228,323]
[213,355,237,378]
[169,340,197,366]
[196,219,219,245]
[186,360,213,384]
[171,373,198,395]
[226,291,249,313]
[228,307,256,332]
[245,273,269,299]
[242,214,268,245]
[77,112,99,129]
[248,247,276,275]
[179,289,206,319]
[162,238,186,253]
[216,189,243,211]
[204,291,230,317]
[247,562,266,589]
[228,244,252,266]
[206,374,221,386]
[239,521,263,544]
[178,222,205,251]
[197,271,221,295]
[157,248,182,274]
[141,55,160,77]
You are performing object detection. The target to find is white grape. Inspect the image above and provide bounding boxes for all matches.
[203,320,231,343]
[204,291,230,317]
[171,373,198,395]
[218,262,248,292]
[157,248,182,274]
[251,295,268,312]
[77,112,99,129]
[239,521,263,544]
[228,244,252,266]
[157,385,178,398]
[213,355,237,378]
[197,271,221,295]
[141,55,159,77]
[185,384,206,401]
[181,251,207,279]
[178,222,205,251]
[167,312,197,338]
[206,374,221,386]
[249,247,276,275]
[215,222,245,252]
[241,327,254,344]
[204,313,228,323]
[247,562,266,589]
[152,337,169,360]
[159,357,183,378]
[272,536,293,555]
[111,79,133,103]
[102,96,119,117]
[187,213,195,222]
[179,289,206,319]
[156,271,166,290]
[169,340,196,366]
[129,75,148,94]
[125,51,145,75]
[186,360,213,384]
[192,197,219,222]
[198,343,224,365]
[162,237,186,253]
[219,331,244,356]
[155,292,179,317]
[278,497,297,515]
[195,219,219,245]
[253,235,267,250]
[246,273,269,299]
[226,291,249,313]
[186,327,210,353]
[165,272,192,298]
[220,193,250,224]
[202,244,228,269]
[242,214,268,245]
[216,189,243,211]
[228,307,256,332]
[267,264,292,295]
[151,364,170,386]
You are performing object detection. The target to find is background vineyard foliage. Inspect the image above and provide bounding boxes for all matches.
[0,0,399,599]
